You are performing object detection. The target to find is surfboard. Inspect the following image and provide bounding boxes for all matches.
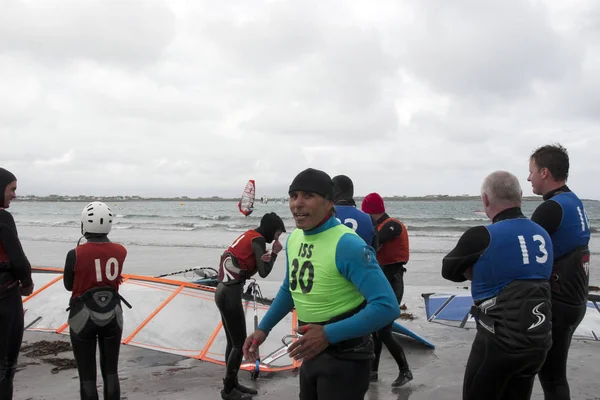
[392,321,436,349]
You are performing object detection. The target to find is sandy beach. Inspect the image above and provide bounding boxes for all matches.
[11,200,600,399]
[14,284,600,400]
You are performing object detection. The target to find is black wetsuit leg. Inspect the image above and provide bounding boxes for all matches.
[463,331,547,400]
[70,321,99,400]
[70,315,123,400]
[299,351,370,400]
[383,264,405,305]
[98,319,123,400]
[215,282,246,393]
[371,264,408,374]
[0,286,24,400]
[370,323,409,373]
[223,315,233,366]
[538,300,587,400]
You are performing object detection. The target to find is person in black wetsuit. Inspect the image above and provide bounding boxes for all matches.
[527,144,591,400]
[0,167,34,400]
[361,192,412,387]
[63,201,128,400]
[442,171,553,400]
[215,212,286,400]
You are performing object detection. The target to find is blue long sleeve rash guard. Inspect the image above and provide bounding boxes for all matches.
[258,216,400,344]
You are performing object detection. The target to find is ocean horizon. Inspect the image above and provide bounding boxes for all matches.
[9,199,599,297]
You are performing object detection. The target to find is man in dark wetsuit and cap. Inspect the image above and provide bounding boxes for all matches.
[360,192,413,387]
[331,175,378,249]
[0,167,34,400]
[442,171,553,400]
[216,212,286,400]
[243,168,400,400]
[527,144,591,400]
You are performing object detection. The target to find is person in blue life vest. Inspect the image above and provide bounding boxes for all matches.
[0,168,34,400]
[361,192,412,386]
[527,144,591,400]
[331,175,377,248]
[242,168,400,400]
[442,170,553,400]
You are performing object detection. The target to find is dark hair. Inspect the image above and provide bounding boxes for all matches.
[530,143,569,181]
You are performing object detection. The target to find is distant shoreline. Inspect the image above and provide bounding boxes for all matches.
[14,195,584,202]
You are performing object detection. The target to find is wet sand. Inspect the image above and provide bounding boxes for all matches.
[15,285,600,399]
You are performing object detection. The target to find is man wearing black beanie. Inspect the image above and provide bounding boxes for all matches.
[243,168,401,400]
[0,167,34,400]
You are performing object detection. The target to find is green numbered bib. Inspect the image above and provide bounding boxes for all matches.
[287,224,365,323]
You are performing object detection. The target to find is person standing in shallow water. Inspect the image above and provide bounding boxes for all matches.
[527,144,591,400]
[63,201,127,400]
[361,192,413,387]
[215,212,286,400]
[0,167,34,400]
[442,171,553,400]
[243,168,400,400]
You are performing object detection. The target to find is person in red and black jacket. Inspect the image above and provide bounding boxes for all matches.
[63,201,127,400]
[216,212,286,400]
[0,167,33,400]
[361,192,412,387]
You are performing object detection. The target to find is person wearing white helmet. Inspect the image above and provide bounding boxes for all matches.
[62,201,128,400]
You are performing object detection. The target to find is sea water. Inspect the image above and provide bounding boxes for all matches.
[9,199,600,297]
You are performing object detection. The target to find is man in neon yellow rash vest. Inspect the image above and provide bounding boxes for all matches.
[243,168,400,400]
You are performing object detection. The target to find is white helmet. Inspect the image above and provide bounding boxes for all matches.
[81,201,114,234]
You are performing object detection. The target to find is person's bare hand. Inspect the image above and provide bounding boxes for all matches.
[243,330,267,362]
[287,325,329,361]
[272,240,283,254]
[261,252,272,262]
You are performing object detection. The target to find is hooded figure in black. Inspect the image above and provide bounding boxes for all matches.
[332,174,411,387]
[215,212,286,400]
[0,168,33,400]
[255,212,285,244]
[332,175,356,206]
[332,175,378,249]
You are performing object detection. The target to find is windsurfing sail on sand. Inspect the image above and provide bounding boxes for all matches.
[238,179,256,217]
[422,292,600,341]
[23,268,300,373]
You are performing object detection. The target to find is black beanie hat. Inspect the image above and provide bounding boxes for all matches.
[288,168,334,200]
[0,168,17,207]
[332,175,356,205]
[255,212,286,243]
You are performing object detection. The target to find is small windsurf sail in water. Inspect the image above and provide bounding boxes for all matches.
[238,179,256,217]
[422,292,600,341]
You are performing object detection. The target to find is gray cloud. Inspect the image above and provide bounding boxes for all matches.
[402,0,583,99]
[0,0,176,67]
[1,0,600,200]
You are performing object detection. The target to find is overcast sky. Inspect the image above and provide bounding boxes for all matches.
[2,0,600,199]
